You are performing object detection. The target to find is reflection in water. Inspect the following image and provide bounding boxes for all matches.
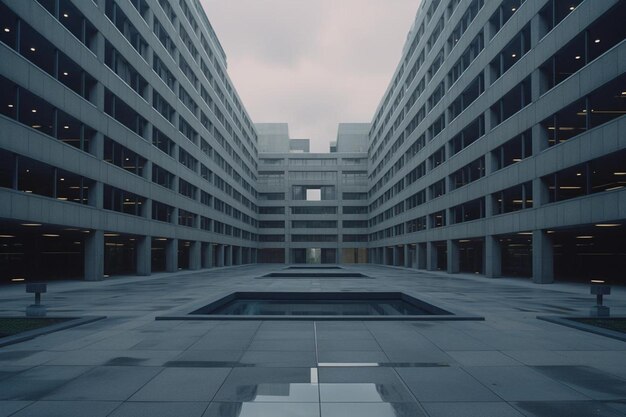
[213,299,432,316]
[235,383,319,402]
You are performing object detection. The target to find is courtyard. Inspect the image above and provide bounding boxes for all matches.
[0,264,625,417]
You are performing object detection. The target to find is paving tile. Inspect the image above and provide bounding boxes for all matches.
[248,338,315,351]
[130,367,231,401]
[213,367,318,403]
[41,366,162,401]
[446,351,521,366]
[317,350,389,363]
[512,401,626,417]
[320,402,426,417]
[0,401,31,417]
[0,366,91,401]
[422,402,525,417]
[109,401,209,417]
[203,402,320,417]
[532,366,626,400]
[239,350,316,367]
[396,367,500,402]
[464,366,591,401]
[9,401,120,417]
[319,367,414,403]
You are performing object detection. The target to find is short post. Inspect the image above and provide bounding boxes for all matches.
[25,283,47,317]
[590,280,610,317]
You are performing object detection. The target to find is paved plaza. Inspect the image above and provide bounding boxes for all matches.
[0,265,625,417]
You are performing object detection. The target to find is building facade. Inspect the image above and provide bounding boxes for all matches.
[366,0,626,284]
[0,0,260,282]
[0,0,625,285]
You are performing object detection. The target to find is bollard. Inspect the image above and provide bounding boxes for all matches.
[25,283,47,317]
[590,280,610,317]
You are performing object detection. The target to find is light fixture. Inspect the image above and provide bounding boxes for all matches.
[595,223,621,227]
[32,124,41,129]
[614,172,626,176]
[569,5,575,11]
[30,47,36,52]
[576,235,593,239]
[63,125,69,129]
[21,223,42,227]
[575,55,581,60]
[11,278,25,282]
[62,72,68,76]
[63,13,69,18]
[104,233,120,237]
[518,232,533,235]
[60,177,65,181]
[8,104,13,108]
[42,234,60,237]
[511,7,516,11]
[576,173,582,176]
[594,39,601,44]
[31,109,37,113]
[3,28,10,33]
[0,234,15,238]
[511,53,516,58]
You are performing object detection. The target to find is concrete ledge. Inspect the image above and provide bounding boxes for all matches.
[0,316,107,347]
[537,316,626,342]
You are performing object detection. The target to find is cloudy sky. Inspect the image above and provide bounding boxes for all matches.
[201,0,421,152]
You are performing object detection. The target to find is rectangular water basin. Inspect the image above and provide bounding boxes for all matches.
[260,272,369,278]
[153,292,484,321]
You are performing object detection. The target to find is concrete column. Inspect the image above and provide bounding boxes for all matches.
[485,235,502,278]
[417,243,427,269]
[533,177,551,208]
[136,235,151,276]
[533,230,554,284]
[202,243,212,268]
[225,245,232,266]
[447,240,460,274]
[382,247,388,265]
[189,241,201,270]
[532,123,549,155]
[426,242,438,271]
[84,230,104,281]
[216,244,224,267]
[404,245,411,268]
[165,238,178,272]
[252,248,257,263]
[392,247,398,266]
[284,247,290,264]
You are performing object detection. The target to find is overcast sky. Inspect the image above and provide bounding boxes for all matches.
[200,0,421,152]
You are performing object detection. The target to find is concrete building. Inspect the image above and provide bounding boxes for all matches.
[366,0,626,284]
[0,0,259,282]
[0,0,625,285]
[257,123,369,264]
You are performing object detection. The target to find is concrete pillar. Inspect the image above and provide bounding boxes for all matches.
[165,238,178,272]
[136,235,151,276]
[447,240,460,274]
[382,247,388,265]
[202,243,213,268]
[416,243,427,269]
[533,177,551,208]
[485,235,502,278]
[225,245,232,266]
[189,241,201,270]
[252,248,257,263]
[216,244,224,267]
[404,245,411,268]
[284,247,290,264]
[426,242,438,271]
[532,230,554,284]
[84,230,104,281]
